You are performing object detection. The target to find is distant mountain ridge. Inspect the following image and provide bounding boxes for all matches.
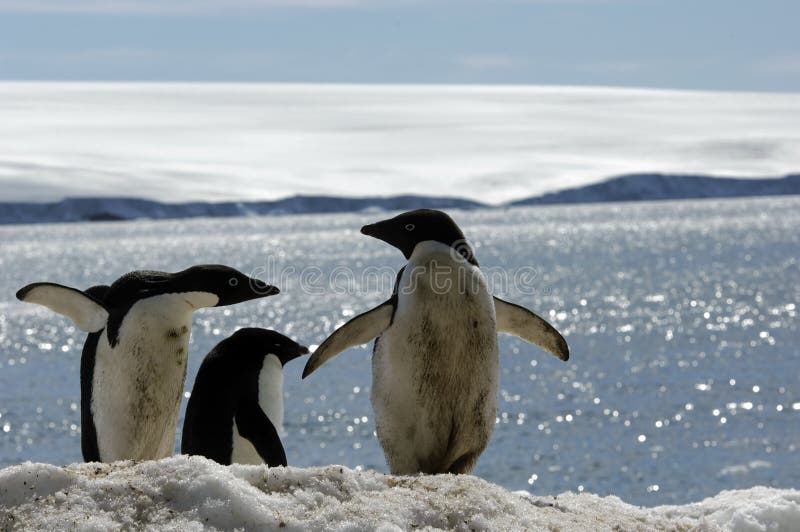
[0,195,484,225]
[1,173,798,225]
[510,173,800,206]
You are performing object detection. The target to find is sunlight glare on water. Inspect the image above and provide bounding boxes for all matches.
[0,196,798,506]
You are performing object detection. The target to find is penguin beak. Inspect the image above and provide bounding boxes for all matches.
[285,345,310,364]
[249,279,280,297]
[215,278,279,307]
[360,223,377,237]
[361,221,392,243]
[360,219,414,258]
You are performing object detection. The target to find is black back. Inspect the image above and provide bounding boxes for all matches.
[360,209,478,266]
[79,284,110,462]
[181,328,308,466]
[80,331,102,462]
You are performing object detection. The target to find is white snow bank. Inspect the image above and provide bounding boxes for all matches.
[0,457,798,531]
[2,83,800,204]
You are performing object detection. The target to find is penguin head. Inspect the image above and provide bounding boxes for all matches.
[105,265,279,310]
[83,284,111,303]
[175,265,279,308]
[226,328,310,367]
[17,266,280,348]
[360,209,477,264]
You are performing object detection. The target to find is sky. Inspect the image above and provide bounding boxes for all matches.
[0,0,799,91]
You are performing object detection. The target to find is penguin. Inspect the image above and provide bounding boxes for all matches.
[16,265,279,463]
[181,328,309,466]
[303,209,569,475]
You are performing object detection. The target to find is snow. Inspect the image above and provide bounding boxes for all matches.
[0,457,797,531]
[1,82,799,204]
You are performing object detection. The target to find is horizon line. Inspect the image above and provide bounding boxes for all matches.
[2,79,800,97]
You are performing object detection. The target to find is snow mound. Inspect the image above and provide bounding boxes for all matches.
[0,457,798,531]
[657,487,800,532]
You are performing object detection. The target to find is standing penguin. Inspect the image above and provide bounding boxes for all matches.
[303,209,569,475]
[16,265,279,463]
[181,328,308,466]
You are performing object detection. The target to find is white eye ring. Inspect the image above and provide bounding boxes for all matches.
[405,224,415,231]
[228,278,239,287]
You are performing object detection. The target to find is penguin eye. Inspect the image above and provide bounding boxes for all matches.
[405,224,415,231]
[228,278,239,287]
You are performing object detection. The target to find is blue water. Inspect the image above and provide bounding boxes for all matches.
[0,197,798,506]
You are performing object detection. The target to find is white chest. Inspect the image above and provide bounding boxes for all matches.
[385,241,498,378]
[90,295,196,461]
[258,355,284,433]
[370,242,499,460]
[229,355,284,465]
[230,421,264,465]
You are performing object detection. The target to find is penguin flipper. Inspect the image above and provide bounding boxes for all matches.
[493,296,569,361]
[302,300,394,378]
[235,401,287,467]
[16,282,109,333]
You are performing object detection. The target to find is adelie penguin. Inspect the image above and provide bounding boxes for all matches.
[181,328,308,466]
[16,265,279,463]
[303,209,569,475]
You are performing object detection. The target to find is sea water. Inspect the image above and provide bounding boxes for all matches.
[0,196,797,506]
